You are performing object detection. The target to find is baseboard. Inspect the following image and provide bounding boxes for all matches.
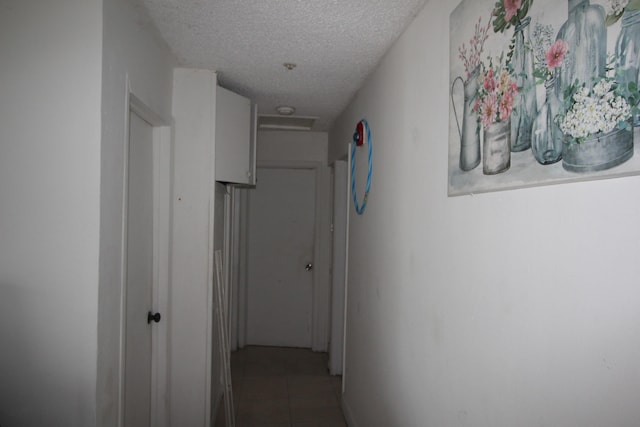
[341,395,359,427]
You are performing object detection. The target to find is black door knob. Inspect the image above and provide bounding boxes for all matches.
[147,311,161,324]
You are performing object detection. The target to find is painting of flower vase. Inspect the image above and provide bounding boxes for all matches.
[449,0,640,196]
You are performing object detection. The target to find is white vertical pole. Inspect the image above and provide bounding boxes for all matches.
[215,250,235,427]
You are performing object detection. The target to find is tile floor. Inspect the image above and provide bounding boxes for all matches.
[215,346,346,427]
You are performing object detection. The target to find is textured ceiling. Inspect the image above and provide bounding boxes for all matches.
[139,0,427,130]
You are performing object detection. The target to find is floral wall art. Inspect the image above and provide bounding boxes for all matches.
[449,0,640,195]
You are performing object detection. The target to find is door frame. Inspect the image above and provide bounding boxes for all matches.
[238,159,331,351]
[329,160,348,375]
[119,88,172,427]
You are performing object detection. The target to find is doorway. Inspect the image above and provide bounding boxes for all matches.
[121,95,171,427]
[246,166,317,348]
[123,110,155,426]
[234,158,332,353]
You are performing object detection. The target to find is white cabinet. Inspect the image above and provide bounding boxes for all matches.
[215,86,257,186]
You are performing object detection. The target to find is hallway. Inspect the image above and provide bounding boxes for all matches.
[216,346,346,427]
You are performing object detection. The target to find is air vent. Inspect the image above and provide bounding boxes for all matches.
[258,114,317,131]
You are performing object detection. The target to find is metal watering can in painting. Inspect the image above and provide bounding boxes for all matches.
[451,68,481,172]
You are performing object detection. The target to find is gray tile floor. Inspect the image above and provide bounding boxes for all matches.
[215,346,346,427]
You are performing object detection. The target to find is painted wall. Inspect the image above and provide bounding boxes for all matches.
[98,0,175,425]
[171,69,218,427]
[0,0,102,425]
[258,131,329,163]
[329,1,640,426]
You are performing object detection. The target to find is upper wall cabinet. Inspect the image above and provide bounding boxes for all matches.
[215,86,257,186]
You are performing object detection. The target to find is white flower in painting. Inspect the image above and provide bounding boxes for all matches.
[532,22,555,67]
[560,79,631,140]
[593,79,613,97]
[608,0,629,15]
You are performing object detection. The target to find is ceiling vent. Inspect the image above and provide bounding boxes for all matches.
[258,115,317,131]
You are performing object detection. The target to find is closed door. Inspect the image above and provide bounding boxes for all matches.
[247,167,316,348]
[124,111,155,426]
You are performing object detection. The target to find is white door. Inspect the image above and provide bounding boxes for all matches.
[247,167,316,348]
[124,111,155,426]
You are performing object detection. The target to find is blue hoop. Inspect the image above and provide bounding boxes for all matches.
[351,119,373,215]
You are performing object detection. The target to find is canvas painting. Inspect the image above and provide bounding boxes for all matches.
[449,0,640,195]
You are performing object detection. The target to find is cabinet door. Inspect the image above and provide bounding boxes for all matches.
[215,86,256,185]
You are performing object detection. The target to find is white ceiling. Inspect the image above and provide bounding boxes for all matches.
[139,0,427,131]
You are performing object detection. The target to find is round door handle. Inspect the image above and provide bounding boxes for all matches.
[305,263,313,271]
[147,311,161,324]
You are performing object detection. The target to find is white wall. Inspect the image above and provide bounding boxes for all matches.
[0,0,102,425]
[329,1,640,426]
[258,131,329,163]
[98,0,175,425]
[171,69,218,427]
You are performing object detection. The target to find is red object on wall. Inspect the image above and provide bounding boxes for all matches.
[355,121,365,146]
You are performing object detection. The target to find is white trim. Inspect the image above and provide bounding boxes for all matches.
[313,163,330,352]
[223,186,234,348]
[118,83,132,427]
[237,189,249,349]
[129,94,170,126]
[329,160,348,375]
[204,76,217,427]
[205,171,215,427]
[151,125,172,427]
[343,145,352,394]
[341,395,359,427]
[229,187,241,351]
[119,77,172,427]
[249,105,258,186]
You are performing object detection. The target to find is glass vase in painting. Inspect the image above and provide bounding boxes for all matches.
[555,0,607,99]
[531,78,564,165]
[510,17,537,152]
[615,9,640,126]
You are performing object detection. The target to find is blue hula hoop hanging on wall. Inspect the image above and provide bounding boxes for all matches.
[351,119,373,215]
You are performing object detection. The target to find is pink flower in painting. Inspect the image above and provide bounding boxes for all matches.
[458,16,492,80]
[546,39,569,70]
[473,96,482,114]
[483,68,497,93]
[498,70,512,93]
[481,92,498,128]
[476,58,518,126]
[499,92,514,121]
[504,0,522,21]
